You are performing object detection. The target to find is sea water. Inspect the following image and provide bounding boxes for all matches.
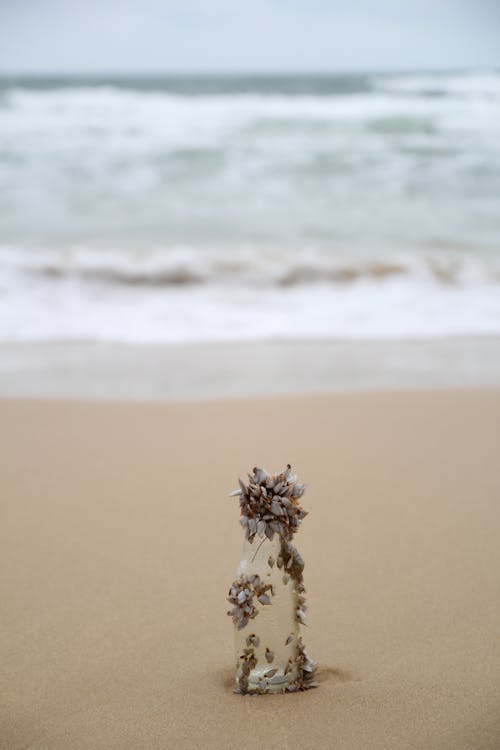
[1,70,499,343]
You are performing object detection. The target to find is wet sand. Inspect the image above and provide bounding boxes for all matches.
[1,389,500,749]
[1,337,500,400]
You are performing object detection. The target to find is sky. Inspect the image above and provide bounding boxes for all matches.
[0,0,499,74]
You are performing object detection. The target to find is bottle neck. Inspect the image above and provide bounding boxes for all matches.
[238,533,283,578]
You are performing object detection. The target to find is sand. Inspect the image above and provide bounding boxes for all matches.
[2,338,500,400]
[1,389,500,749]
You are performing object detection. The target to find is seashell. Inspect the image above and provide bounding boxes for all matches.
[254,467,268,483]
[270,500,282,516]
[276,556,283,569]
[267,556,274,568]
[285,634,294,645]
[265,525,274,540]
[257,520,266,537]
[248,517,257,534]
[258,594,271,605]
[229,489,242,496]
[296,609,307,625]
[265,649,274,663]
[264,668,277,678]
[282,575,290,585]
[238,479,247,494]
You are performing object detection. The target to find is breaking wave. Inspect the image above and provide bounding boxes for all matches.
[1,245,500,344]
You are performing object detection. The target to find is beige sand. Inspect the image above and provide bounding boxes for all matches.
[1,390,500,749]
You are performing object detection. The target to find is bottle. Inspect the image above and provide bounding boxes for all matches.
[227,465,316,695]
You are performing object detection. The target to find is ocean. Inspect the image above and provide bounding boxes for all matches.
[1,70,499,344]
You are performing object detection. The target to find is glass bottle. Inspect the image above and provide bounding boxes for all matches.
[233,533,299,693]
[227,465,316,695]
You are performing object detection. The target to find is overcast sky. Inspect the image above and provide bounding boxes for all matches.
[0,0,499,74]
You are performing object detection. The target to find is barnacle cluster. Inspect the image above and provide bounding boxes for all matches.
[281,540,308,626]
[236,646,257,694]
[227,574,273,630]
[230,464,307,542]
[292,638,318,691]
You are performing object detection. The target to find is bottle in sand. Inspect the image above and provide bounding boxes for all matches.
[227,465,317,694]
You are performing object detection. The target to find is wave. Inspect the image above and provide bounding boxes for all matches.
[1,70,499,98]
[0,73,376,97]
[1,71,499,258]
[2,246,499,288]
[373,70,500,98]
[2,245,500,344]
[1,70,499,343]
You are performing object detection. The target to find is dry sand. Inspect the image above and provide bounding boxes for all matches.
[1,389,500,749]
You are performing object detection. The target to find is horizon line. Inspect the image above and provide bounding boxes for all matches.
[0,64,497,79]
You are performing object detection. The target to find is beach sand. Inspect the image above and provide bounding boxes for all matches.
[1,389,500,749]
[2,338,500,400]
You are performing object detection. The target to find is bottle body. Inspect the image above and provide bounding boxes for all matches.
[233,535,299,693]
[227,464,316,695]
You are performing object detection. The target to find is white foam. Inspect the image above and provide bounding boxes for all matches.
[1,245,500,344]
